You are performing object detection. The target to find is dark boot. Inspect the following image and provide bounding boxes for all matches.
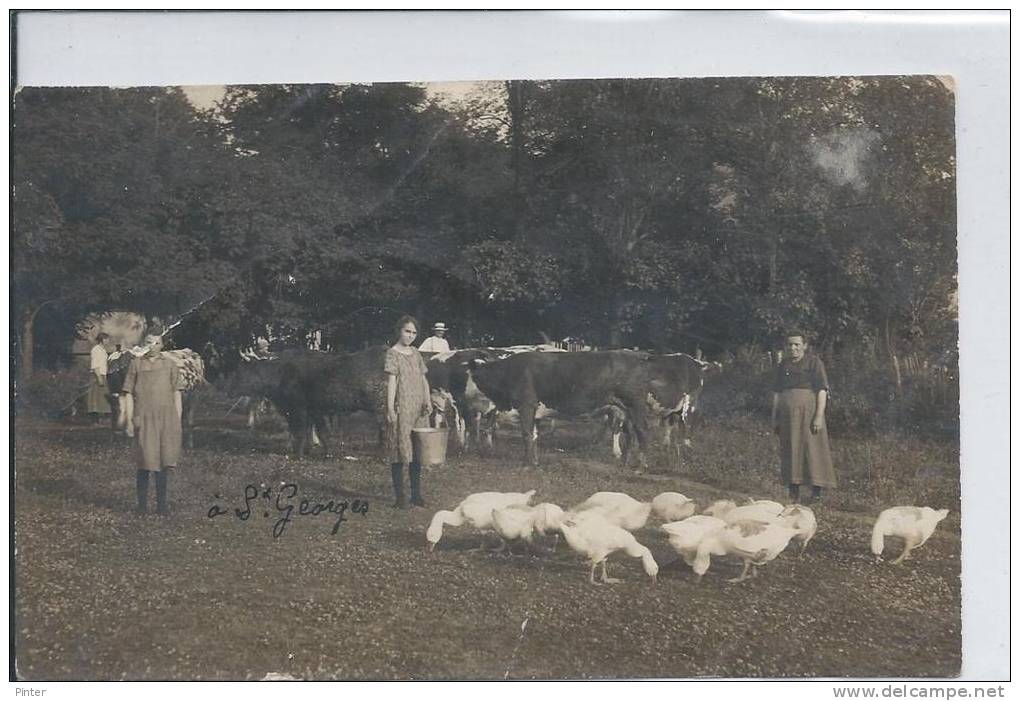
[155,470,169,515]
[788,483,800,503]
[136,470,150,514]
[391,463,407,509]
[803,486,822,506]
[409,462,425,507]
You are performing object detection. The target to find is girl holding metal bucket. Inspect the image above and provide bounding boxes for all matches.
[385,315,433,509]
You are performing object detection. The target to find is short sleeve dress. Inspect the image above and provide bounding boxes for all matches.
[123,353,185,471]
[384,346,430,464]
[86,344,112,414]
[774,354,837,488]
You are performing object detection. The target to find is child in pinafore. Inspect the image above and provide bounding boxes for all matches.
[385,315,432,509]
[121,333,185,515]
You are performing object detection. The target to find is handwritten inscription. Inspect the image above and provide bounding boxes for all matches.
[208,483,369,538]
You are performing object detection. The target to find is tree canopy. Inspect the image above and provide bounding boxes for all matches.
[12,76,957,378]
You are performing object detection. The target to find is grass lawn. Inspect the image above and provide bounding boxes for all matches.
[13,405,960,680]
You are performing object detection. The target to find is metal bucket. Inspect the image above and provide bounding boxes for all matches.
[412,427,449,466]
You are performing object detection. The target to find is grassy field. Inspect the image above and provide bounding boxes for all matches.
[13,402,961,680]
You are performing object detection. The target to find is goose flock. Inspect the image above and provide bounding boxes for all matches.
[425,490,950,585]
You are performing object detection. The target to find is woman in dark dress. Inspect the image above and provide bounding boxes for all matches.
[772,332,836,504]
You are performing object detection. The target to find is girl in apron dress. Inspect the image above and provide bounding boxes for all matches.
[384,316,432,509]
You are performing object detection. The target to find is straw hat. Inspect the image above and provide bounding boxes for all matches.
[432,322,448,332]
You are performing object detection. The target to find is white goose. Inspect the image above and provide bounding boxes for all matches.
[559,512,659,585]
[692,519,801,583]
[871,506,949,564]
[706,499,785,524]
[660,515,728,577]
[491,502,566,553]
[426,490,537,552]
[571,491,696,531]
[778,504,818,556]
[701,499,738,518]
[744,498,786,512]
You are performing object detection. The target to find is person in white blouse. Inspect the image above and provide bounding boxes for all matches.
[418,322,452,353]
[87,333,115,422]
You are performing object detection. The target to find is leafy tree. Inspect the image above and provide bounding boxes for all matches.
[12,87,242,379]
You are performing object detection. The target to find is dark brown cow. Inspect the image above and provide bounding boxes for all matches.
[426,346,564,451]
[426,348,514,450]
[468,350,653,467]
[224,348,387,457]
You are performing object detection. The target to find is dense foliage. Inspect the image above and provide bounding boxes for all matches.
[13,77,956,382]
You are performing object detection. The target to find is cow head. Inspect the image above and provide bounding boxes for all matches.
[703,359,724,377]
[429,388,465,447]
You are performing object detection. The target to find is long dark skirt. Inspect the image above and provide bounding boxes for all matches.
[777,389,836,488]
[86,375,111,414]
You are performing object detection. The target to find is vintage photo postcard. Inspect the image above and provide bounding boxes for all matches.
[9,10,1008,684]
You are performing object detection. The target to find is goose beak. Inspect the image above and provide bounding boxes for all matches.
[650,574,657,587]
[427,542,436,553]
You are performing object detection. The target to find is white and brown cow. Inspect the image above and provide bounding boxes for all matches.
[604,352,722,464]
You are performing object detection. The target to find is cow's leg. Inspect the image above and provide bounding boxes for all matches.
[660,416,677,467]
[448,403,464,450]
[457,414,467,449]
[518,404,539,466]
[334,417,345,450]
[121,393,135,437]
[484,412,496,449]
[110,394,122,434]
[286,409,308,457]
[183,396,196,450]
[311,414,332,457]
[468,412,480,452]
[615,418,635,467]
[623,399,650,471]
[592,412,609,448]
[677,416,690,466]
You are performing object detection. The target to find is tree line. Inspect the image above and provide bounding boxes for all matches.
[12,76,957,381]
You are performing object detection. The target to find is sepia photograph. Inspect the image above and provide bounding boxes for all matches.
[8,10,1008,685]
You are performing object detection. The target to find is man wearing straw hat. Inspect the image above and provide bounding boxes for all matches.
[418,322,452,353]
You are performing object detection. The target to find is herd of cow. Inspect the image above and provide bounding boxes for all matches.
[104,344,723,467]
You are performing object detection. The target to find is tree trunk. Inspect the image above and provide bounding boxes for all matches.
[765,215,780,294]
[884,315,902,399]
[608,297,627,349]
[18,303,51,383]
[506,80,527,240]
